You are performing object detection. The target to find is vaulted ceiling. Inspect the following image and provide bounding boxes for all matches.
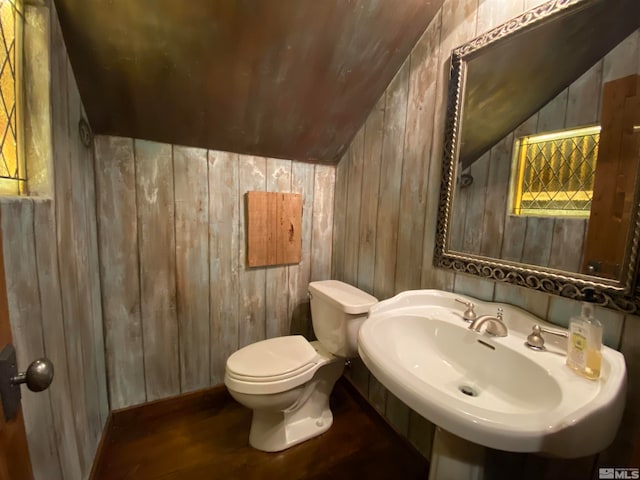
[54,0,443,164]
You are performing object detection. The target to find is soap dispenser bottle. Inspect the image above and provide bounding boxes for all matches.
[566,293,602,380]
[583,300,602,380]
[566,306,588,375]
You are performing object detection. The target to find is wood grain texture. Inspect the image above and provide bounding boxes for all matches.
[135,140,180,401]
[288,162,315,339]
[208,151,239,385]
[395,17,440,293]
[0,199,60,480]
[582,75,640,278]
[357,95,385,294]
[50,3,108,473]
[548,218,587,272]
[265,159,291,339]
[67,57,105,451]
[0,207,33,480]
[56,0,443,164]
[479,135,513,258]
[311,165,335,282]
[331,155,348,282]
[343,128,364,286]
[420,0,467,292]
[373,61,409,300]
[238,157,267,348]
[173,146,210,392]
[51,16,94,473]
[94,136,146,409]
[461,152,490,255]
[246,191,301,268]
[33,199,83,480]
[76,79,110,431]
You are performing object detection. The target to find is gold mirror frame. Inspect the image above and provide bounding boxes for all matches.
[434,0,640,313]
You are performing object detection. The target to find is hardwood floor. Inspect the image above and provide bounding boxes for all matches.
[91,378,429,479]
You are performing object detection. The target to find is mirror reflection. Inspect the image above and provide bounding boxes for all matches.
[449,15,640,283]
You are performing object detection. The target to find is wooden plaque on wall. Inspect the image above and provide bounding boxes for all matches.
[246,191,302,267]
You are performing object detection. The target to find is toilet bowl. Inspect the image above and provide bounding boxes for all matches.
[224,280,377,452]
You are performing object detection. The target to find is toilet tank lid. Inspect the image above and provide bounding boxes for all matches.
[308,280,378,314]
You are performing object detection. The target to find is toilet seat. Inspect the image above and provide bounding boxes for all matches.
[225,336,337,395]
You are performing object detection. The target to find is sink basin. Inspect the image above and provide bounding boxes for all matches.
[358,290,627,458]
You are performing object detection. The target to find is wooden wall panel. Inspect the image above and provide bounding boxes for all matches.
[51,10,94,475]
[357,95,385,293]
[238,157,267,348]
[288,162,315,339]
[331,155,348,281]
[208,151,239,386]
[265,159,292,339]
[332,0,638,473]
[135,140,180,401]
[96,138,334,407]
[95,136,146,409]
[310,165,335,282]
[174,146,210,393]
[50,3,109,477]
[70,66,109,434]
[373,61,409,299]
[394,16,439,293]
[32,199,83,480]
[343,129,364,286]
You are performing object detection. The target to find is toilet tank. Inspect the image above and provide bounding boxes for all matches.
[308,280,378,358]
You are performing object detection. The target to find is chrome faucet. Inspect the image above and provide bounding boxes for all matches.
[468,307,507,337]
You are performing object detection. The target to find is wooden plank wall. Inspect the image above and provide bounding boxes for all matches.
[0,3,108,480]
[450,28,640,273]
[334,0,640,475]
[94,136,335,409]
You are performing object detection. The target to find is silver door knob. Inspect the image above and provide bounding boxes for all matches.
[10,358,54,392]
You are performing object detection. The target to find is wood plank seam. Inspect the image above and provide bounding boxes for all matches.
[132,141,148,404]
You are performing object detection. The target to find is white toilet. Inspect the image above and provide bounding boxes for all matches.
[224,280,377,452]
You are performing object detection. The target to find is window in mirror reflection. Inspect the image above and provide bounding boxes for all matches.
[511,125,601,217]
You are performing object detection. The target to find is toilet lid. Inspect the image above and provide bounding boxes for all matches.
[226,335,319,380]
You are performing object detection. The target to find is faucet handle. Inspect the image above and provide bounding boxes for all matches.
[526,324,568,351]
[496,307,503,321]
[455,298,477,322]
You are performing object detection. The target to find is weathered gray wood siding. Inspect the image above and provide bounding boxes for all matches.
[333,0,639,476]
[0,3,108,479]
[95,137,335,409]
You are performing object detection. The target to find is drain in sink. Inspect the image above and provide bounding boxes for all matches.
[459,385,478,397]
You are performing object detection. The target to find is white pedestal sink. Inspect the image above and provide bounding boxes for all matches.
[358,290,627,479]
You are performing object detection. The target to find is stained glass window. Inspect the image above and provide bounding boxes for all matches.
[0,0,23,195]
[512,126,600,217]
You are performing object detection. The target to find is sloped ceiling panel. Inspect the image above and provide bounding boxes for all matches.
[54,0,443,164]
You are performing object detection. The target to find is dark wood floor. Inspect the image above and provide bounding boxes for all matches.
[91,378,429,479]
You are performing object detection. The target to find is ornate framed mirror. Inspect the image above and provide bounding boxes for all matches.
[434,0,640,313]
